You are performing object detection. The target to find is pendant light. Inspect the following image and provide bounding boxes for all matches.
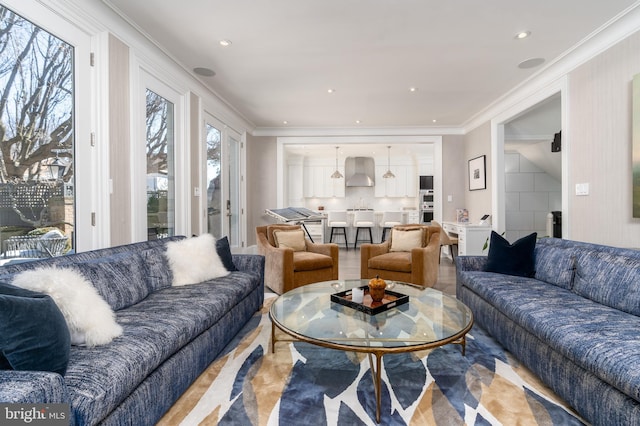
[383,146,395,179]
[330,146,343,179]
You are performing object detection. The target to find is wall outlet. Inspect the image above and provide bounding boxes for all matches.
[447,195,453,202]
[575,183,589,196]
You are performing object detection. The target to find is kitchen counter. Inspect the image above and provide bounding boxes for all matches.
[317,209,420,243]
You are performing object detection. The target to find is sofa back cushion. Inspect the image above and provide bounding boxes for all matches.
[142,247,173,291]
[534,244,576,290]
[573,251,640,316]
[71,252,152,311]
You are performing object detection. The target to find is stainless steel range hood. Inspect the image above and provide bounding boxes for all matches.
[345,157,375,187]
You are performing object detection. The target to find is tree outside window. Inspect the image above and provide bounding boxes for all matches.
[146,89,174,240]
[0,6,74,257]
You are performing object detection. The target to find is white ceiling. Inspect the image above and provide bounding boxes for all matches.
[284,143,433,159]
[103,0,638,130]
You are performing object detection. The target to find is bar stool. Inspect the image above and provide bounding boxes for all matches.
[353,210,374,249]
[327,211,349,250]
[380,211,403,243]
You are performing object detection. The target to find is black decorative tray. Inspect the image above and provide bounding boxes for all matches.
[331,285,409,315]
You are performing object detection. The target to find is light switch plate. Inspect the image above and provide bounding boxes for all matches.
[575,183,589,196]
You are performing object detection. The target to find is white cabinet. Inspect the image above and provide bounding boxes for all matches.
[442,221,491,256]
[287,163,304,205]
[303,221,324,243]
[374,164,416,197]
[303,166,344,198]
[405,210,419,224]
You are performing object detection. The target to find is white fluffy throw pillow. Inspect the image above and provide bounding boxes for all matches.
[12,267,123,347]
[166,234,229,286]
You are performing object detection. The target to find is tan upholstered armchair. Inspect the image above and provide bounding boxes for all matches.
[256,224,339,294]
[360,224,441,287]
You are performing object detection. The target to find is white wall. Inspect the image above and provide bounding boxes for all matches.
[568,30,640,246]
[463,123,493,223]
[504,151,561,241]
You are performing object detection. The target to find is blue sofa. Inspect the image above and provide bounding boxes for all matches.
[456,237,640,425]
[0,236,265,426]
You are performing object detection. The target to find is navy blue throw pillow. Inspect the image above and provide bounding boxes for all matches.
[216,236,238,271]
[0,282,71,376]
[485,231,537,277]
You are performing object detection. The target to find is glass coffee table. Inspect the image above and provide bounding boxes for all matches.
[269,279,474,423]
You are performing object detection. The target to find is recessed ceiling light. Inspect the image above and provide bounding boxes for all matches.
[515,31,531,39]
[518,57,545,69]
[409,87,418,92]
[283,120,288,125]
[193,67,216,77]
[432,119,437,123]
[327,89,335,94]
[219,39,232,47]
[355,120,361,124]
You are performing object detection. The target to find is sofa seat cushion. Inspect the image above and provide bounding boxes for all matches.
[292,251,332,271]
[460,271,640,404]
[63,271,259,425]
[368,252,412,272]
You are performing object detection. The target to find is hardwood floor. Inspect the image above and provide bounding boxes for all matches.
[337,247,457,296]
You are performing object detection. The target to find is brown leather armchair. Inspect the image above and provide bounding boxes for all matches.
[256,224,339,294]
[360,224,441,287]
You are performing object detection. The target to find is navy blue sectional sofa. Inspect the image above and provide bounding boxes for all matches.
[456,237,640,425]
[0,237,265,426]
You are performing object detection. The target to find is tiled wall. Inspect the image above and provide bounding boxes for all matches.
[504,152,561,242]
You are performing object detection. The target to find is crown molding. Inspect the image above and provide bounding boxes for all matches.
[251,126,464,138]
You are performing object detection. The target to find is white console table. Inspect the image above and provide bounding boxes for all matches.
[441,221,492,256]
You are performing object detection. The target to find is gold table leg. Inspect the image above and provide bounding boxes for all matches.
[367,352,383,423]
[271,322,275,354]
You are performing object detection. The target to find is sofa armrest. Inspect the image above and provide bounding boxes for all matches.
[410,232,440,287]
[232,254,265,275]
[455,256,488,272]
[455,256,488,299]
[0,371,68,403]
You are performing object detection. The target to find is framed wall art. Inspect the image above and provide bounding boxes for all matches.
[468,155,486,191]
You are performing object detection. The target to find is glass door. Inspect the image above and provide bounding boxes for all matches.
[227,134,240,246]
[205,121,222,238]
[0,4,78,255]
[145,89,175,240]
[204,114,241,248]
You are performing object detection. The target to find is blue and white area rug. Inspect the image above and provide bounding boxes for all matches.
[158,295,584,425]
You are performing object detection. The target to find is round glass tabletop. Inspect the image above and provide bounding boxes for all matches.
[269,279,473,351]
